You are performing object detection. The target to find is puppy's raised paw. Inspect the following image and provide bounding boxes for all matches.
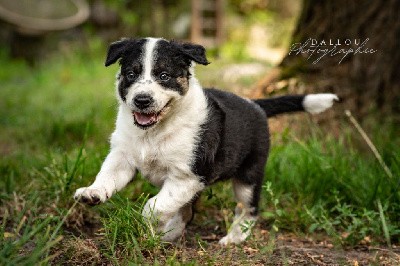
[74,187,108,205]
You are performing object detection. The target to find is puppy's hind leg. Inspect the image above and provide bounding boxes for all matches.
[219,156,265,245]
[219,180,261,245]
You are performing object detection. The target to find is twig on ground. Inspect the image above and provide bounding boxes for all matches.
[369,247,400,258]
[345,110,394,179]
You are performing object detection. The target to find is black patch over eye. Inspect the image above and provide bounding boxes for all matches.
[159,72,170,81]
[126,71,136,81]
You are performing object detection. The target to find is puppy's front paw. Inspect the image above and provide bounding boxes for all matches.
[142,197,172,224]
[142,197,159,221]
[74,187,108,205]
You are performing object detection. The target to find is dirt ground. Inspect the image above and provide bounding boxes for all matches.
[61,207,400,266]
[176,220,400,266]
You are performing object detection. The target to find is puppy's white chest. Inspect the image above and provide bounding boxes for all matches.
[133,132,196,186]
[136,143,169,186]
[112,81,208,187]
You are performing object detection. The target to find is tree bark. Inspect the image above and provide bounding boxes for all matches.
[257,0,400,120]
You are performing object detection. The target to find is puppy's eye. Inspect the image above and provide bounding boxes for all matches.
[126,71,136,81]
[159,72,170,81]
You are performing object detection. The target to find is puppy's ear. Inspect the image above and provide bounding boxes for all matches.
[175,42,210,65]
[105,39,130,67]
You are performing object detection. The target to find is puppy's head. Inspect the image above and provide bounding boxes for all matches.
[105,38,209,129]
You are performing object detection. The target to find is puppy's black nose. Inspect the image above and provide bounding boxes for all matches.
[133,94,153,109]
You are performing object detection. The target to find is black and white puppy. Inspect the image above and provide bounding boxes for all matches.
[74,37,338,245]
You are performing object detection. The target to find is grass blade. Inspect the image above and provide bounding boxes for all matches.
[377,199,391,248]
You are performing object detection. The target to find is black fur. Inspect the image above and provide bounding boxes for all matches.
[152,40,196,95]
[192,89,269,215]
[191,92,312,215]
[172,41,210,66]
[105,38,208,98]
[105,38,147,101]
[105,38,144,67]
[254,95,306,117]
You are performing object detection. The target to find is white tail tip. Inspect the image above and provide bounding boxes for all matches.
[303,93,339,114]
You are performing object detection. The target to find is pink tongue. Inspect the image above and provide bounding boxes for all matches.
[134,112,157,125]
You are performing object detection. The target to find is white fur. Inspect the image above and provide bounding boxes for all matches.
[73,149,136,203]
[117,74,208,187]
[219,181,257,245]
[76,77,208,201]
[302,93,339,114]
[161,212,186,242]
[142,38,158,81]
[125,80,181,116]
[233,180,254,204]
[219,212,257,245]
[143,177,204,215]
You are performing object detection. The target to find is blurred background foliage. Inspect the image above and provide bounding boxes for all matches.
[0,0,300,64]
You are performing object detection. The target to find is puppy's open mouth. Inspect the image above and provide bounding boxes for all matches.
[132,101,171,128]
[133,112,158,127]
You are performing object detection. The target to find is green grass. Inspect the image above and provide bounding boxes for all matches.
[0,42,399,264]
[264,130,400,246]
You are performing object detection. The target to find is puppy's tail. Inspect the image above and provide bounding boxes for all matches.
[253,94,339,118]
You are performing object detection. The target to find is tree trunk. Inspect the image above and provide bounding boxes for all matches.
[257,0,400,120]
